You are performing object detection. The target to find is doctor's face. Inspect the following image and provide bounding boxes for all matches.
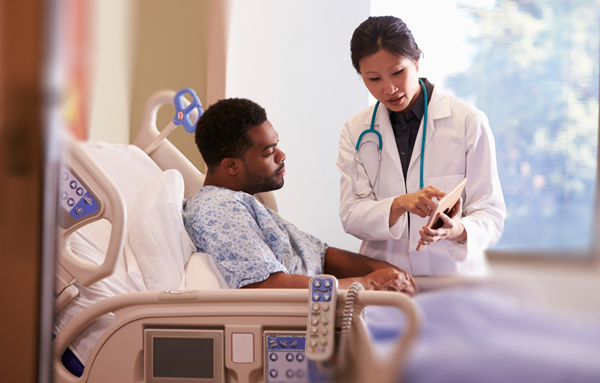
[240,120,286,194]
[359,49,421,114]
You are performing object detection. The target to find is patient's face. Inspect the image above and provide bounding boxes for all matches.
[240,120,286,194]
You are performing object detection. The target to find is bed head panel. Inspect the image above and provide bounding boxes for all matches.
[133,91,204,198]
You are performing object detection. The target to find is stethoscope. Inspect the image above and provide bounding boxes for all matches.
[352,78,428,198]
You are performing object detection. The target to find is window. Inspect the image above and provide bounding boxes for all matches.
[372,0,599,254]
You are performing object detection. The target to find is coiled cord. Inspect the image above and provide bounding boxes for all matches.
[336,281,364,375]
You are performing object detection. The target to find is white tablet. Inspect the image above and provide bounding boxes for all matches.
[416,178,467,251]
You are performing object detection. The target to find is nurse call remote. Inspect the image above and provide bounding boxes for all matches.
[306,275,337,361]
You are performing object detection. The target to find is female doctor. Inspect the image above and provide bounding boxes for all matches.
[337,16,506,276]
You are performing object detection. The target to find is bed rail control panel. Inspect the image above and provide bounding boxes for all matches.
[58,167,100,229]
[264,332,329,383]
[306,275,338,361]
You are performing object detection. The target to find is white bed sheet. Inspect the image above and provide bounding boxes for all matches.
[367,288,600,383]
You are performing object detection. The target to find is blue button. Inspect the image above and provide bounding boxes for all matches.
[269,369,278,378]
[76,187,84,196]
[296,353,304,362]
[286,369,294,378]
[70,180,77,189]
[279,340,287,348]
[286,353,294,362]
[75,207,83,216]
[83,195,93,205]
[269,339,278,348]
[269,353,278,361]
[67,198,75,207]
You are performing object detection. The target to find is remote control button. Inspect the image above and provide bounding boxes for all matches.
[323,303,330,312]
[270,353,278,361]
[320,338,328,346]
[83,195,93,205]
[313,293,320,301]
[314,280,321,288]
[324,279,331,288]
[312,303,320,312]
[70,180,78,189]
[286,369,294,378]
[286,353,294,362]
[75,207,83,216]
[310,339,318,348]
[324,294,331,301]
[62,172,69,181]
[67,198,75,207]
[321,318,329,325]
[269,339,278,348]
[296,353,304,362]
[297,369,305,378]
[290,340,298,348]
[76,187,84,196]
[279,340,288,348]
[61,191,68,200]
[311,327,318,335]
[311,317,319,326]
[269,369,278,378]
[321,328,328,336]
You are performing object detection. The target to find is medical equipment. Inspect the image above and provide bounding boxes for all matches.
[351,79,428,198]
[305,275,338,361]
[53,89,421,383]
[143,88,203,155]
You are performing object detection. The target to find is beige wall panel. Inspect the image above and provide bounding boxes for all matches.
[130,0,230,173]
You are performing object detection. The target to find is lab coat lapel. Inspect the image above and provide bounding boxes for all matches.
[408,89,451,172]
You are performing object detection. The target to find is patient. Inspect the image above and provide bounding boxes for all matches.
[183,98,416,294]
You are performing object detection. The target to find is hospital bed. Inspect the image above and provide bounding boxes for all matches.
[53,90,420,383]
[53,90,600,383]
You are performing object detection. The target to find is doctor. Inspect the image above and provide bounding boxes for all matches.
[337,16,506,276]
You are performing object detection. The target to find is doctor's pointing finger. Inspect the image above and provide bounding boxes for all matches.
[336,16,506,277]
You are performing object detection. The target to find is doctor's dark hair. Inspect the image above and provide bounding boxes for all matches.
[350,16,421,74]
[195,98,267,172]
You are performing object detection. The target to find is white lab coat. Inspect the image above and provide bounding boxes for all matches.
[337,88,506,276]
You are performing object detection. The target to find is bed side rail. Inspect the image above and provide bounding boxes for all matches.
[53,289,419,383]
[56,138,127,297]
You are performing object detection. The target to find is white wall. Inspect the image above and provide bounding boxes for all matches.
[88,0,136,144]
[227,0,370,251]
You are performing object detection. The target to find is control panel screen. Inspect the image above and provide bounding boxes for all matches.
[144,329,223,383]
[153,338,214,378]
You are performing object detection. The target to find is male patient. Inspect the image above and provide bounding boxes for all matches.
[182,98,416,294]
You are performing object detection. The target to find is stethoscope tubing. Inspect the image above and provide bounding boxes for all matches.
[352,78,428,198]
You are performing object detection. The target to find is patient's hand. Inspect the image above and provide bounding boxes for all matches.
[358,268,417,296]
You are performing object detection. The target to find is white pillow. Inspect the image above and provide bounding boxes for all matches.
[179,252,230,290]
[124,169,195,291]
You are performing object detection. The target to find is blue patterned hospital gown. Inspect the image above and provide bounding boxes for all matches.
[182,186,328,289]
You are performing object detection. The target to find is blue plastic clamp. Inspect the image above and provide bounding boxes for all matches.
[172,88,204,133]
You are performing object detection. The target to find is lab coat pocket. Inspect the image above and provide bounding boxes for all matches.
[427,174,465,193]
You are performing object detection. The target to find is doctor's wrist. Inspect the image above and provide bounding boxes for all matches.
[453,224,468,243]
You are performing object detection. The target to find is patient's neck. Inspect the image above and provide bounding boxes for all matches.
[203,172,243,193]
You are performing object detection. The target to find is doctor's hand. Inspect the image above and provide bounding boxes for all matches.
[389,186,446,227]
[417,197,467,248]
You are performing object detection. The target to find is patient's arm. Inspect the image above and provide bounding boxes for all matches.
[242,247,417,296]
